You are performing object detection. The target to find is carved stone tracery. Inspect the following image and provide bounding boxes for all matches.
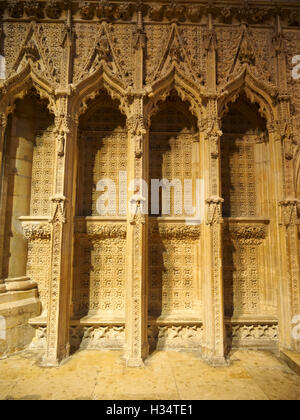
[0,1,299,364]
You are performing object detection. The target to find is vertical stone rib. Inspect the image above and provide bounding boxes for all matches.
[125,9,149,366]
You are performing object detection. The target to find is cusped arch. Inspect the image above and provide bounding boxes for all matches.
[145,67,204,125]
[0,63,56,118]
[70,66,129,121]
[218,66,278,124]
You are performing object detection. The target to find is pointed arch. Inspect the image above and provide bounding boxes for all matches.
[0,63,56,117]
[145,66,204,124]
[218,66,278,124]
[70,65,129,120]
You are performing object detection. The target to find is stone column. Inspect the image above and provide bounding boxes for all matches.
[0,113,7,294]
[124,9,149,367]
[201,116,227,365]
[201,18,227,365]
[43,104,78,366]
[0,112,37,292]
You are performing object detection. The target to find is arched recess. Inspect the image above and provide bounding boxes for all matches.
[0,87,55,315]
[0,64,56,118]
[218,68,277,124]
[220,85,279,350]
[145,67,205,126]
[72,89,128,345]
[148,89,202,351]
[70,67,129,122]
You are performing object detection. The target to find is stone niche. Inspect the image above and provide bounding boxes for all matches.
[0,91,53,356]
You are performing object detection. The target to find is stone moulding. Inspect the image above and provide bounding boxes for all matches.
[149,220,201,240]
[30,322,205,351]
[224,218,270,245]
[2,2,300,28]
[74,219,127,240]
[21,222,52,241]
[226,322,279,349]
[29,320,280,352]
[148,324,204,351]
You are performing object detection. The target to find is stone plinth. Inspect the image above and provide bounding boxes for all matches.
[0,289,40,358]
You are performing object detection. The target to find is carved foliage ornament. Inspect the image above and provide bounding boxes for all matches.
[22,223,51,241]
[2,3,299,25]
[229,324,278,341]
[75,223,127,240]
[228,224,268,245]
[150,223,201,240]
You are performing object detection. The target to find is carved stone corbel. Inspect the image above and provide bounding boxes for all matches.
[206,196,224,226]
[279,199,300,227]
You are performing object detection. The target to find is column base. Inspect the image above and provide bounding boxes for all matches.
[41,357,61,368]
[0,289,40,358]
[5,276,37,292]
[125,356,145,368]
[41,356,61,368]
[203,355,230,367]
[201,346,230,367]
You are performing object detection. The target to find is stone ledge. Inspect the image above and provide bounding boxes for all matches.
[280,350,300,377]
[0,290,40,358]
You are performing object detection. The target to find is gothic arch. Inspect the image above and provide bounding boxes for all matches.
[145,67,204,124]
[218,66,277,124]
[0,63,56,118]
[70,66,129,121]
